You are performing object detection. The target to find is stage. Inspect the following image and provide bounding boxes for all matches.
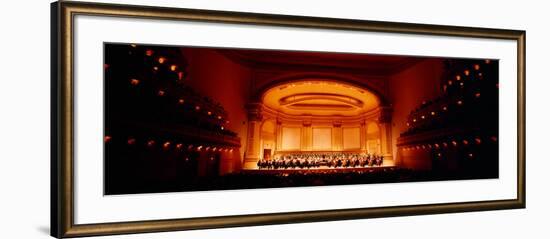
[243,166,397,175]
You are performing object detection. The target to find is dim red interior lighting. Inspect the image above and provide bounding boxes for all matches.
[157,90,165,96]
[130,79,139,86]
[178,98,185,104]
[145,49,154,56]
[127,138,136,145]
[147,140,155,147]
[104,135,111,143]
[163,142,171,149]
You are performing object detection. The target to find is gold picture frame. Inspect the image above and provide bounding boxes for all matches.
[51,1,526,238]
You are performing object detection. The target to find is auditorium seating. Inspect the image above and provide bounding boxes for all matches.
[397,59,498,176]
[104,44,241,194]
[104,44,240,150]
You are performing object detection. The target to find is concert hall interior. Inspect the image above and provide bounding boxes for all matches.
[104,43,499,194]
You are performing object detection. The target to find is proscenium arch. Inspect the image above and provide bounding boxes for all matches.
[254,73,390,106]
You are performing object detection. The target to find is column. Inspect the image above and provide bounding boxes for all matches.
[360,121,367,152]
[275,119,282,154]
[377,106,394,164]
[301,121,312,151]
[332,121,343,151]
[243,103,263,169]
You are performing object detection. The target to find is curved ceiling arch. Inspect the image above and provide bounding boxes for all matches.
[261,79,381,117]
[254,72,389,105]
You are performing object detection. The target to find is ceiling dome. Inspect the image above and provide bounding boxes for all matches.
[262,80,380,117]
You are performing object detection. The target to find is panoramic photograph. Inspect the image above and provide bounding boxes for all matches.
[103,43,499,195]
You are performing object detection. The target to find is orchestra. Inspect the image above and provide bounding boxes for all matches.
[257,153,384,169]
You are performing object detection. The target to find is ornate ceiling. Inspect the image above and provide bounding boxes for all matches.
[262,80,380,117]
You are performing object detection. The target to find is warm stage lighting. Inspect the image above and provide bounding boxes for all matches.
[178,98,185,104]
[474,64,480,70]
[431,111,435,116]
[464,70,470,76]
[147,140,155,147]
[170,65,177,71]
[157,90,165,96]
[130,79,139,86]
[145,49,154,56]
[457,100,463,105]
[163,142,171,150]
[195,106,201,111]
[475,92,481,98]
[158,57,166,64]
[456,75,461,81]
[176,143,183,150]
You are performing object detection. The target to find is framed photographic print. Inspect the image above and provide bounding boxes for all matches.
[51,1,526,238]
